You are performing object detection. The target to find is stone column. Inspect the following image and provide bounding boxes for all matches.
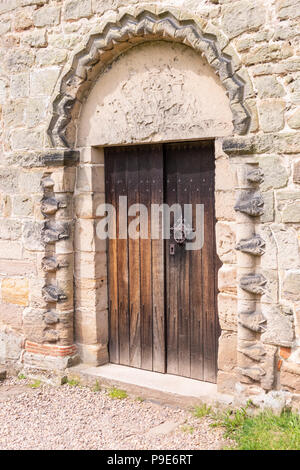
[23,151,79,371]
[74,147,109,365]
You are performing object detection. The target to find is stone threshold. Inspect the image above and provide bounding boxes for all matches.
[67,363,233,409]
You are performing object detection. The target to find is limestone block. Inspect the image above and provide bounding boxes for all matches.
[33,5,61,27]
[1,278,29,306]
[80,147,104,164]
[221,0,266,39]
[281,202,300,223]
[23,221,44,251]
[36,48,68,67]
[254,76,284,99]
[75,193,105,219]
[259,100,285,133]
[275,133,300,154]
[283,270,300,300]
[293,160,300,184]
[277,0,300,20]
[280,362,300,392]
[217,370,236,394]
[12,195,33,217]
[23,308,46,343]
[287,109,300,129]
[218,293,238,331]
[10,73,29,99]
[244,44,292,66]
[74,219,106,252]
[215,158,237,191]
[30,67,60,97]
[74,251,107,279]
[13,10,34,31]
[218,265,237,294]
[215,222,236,264]
[50,168,76,193]
[64,0,92,20]
[5,49,35,73]
[0,329,23,362]
[261,304,294,347]
[261,345,277,390]
[0,240,23,260]
[260,269,279,305]
[75,278,107,312]
[258,226,277,270]
[0,168,18,194]
[75,308,108,345]
[22,30,47,48]
[0,303,23,331]
[218,332,237,372]
[0,259,36,277]
[0,219,22,241]
[10,128,44,151]
[258,155,288,191]
[76,166,105,193]
[75,342,108,366]
[272,225,300,269]
[215,191,236,221]
[260,191,274,223]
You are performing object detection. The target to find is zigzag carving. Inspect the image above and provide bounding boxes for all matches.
[48,10,251,147]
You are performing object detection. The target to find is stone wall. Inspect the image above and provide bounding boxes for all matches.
[0,0,299,403]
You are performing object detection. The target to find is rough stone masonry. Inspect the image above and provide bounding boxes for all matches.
[0,0,299,409]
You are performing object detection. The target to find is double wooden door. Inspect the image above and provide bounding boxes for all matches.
[105,141,220,383]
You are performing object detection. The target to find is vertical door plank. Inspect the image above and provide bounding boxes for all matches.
[115,150,130,366]
[105,149,119,364]
[173,145,191,378]
[165,146,179,375]
[189,150,204,380]
[128,149,142,368]
[200,144,218,383]
[151,146,165,373]
[139,147,153,371]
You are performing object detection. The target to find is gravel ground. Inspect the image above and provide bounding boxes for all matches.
[0,377,229,450]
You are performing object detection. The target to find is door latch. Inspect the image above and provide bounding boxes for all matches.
[170,244,175,256]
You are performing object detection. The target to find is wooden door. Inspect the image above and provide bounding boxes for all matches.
[104,142,220,382]
[165,142,220,383]
[105,145,165,372]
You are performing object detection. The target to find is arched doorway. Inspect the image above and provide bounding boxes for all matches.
[74,41,233,383]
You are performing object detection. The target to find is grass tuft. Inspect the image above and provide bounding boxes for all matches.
[93,380,101,392]
[215,407,300,450]
[108,387,128,400]
[193,403,212,418]
[181,424,195,434]
[66,378,80,387]
[18,373,26,380]
[29,379,42,389]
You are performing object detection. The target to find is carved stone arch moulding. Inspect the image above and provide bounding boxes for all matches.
[48,10,251,148]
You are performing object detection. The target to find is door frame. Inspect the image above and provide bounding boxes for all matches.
[73,140,229,385]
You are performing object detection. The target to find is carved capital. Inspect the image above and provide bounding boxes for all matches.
[240,274,267,295]
[236,235,265,256]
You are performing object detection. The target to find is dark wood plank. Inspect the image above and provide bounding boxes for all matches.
[105,148,119,364]
[139,147,153,371]
[165,146,179,375]
[197,143,218,383]
[115,150,130,366]
[150,146,165,373]
[127,149,141,368]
